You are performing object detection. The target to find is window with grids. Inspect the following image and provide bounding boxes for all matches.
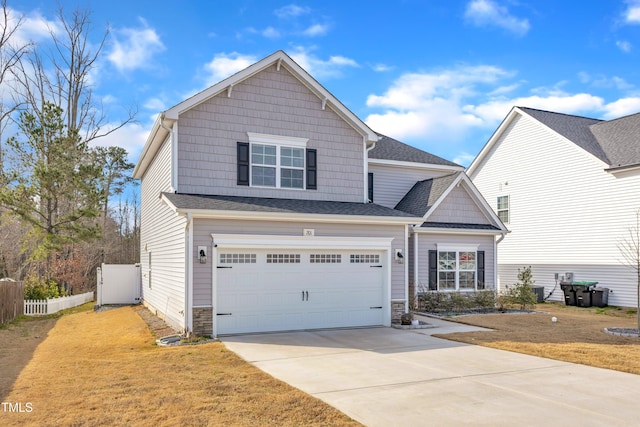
[266,254,301,263]
[219,253,257,264]
[438,250,476,290]
[497,195,509,223]
[350,254,380,264]
[310,254,342,263]
[251,144,304,189]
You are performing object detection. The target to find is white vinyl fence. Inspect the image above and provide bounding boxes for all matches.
[24,291,94,316]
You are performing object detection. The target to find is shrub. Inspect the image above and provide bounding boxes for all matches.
[500,266,537,310]
[24,273,69,300]
[417,290,497,313]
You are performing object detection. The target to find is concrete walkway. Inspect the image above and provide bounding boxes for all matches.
[223,316,640,427]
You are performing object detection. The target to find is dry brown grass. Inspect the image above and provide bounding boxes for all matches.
[0,305,360,427]
[434,302,640,375]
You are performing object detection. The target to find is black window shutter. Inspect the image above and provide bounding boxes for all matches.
[428,250,438,291]
[368,172,374,202]
[306,148,317,190]
[477,251,485,289]
[237,142,249,186]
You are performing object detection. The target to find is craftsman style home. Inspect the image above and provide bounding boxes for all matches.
[468,106,640,307]
[133,51,506,336]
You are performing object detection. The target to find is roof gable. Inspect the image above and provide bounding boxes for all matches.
[134,50,378,179]
[519,107,609,164]
[395,172,507,233]
[469,106,640,176]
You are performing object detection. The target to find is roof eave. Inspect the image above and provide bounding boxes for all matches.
[414,226,504,235]
[368,158,464,171]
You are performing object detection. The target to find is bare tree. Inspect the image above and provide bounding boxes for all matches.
[618,208,640,334]
[11,5,136,144]
[0,0,31,171]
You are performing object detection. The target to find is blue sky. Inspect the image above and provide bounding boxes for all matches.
[8,0,640,166]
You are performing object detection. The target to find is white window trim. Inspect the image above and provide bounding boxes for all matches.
[435,244,479,291]
[247,132,308,189]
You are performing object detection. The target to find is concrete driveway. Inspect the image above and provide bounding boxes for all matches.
[222,316,640,427]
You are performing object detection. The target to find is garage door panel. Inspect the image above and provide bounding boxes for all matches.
[216,248,386,335]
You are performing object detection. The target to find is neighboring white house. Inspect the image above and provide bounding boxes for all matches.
[133,50,506,337]
[468,106,640,307]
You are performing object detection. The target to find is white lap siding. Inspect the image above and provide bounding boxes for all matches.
[139,137,186,331]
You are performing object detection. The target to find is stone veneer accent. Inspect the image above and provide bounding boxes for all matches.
[193,307,213,337]
[391,299,406,324]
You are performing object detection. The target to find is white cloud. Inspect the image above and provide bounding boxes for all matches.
[5,7,60,47]
[203,52,258,85]
[372,63,394,72]
[89,122,150,161]
[623,0,640,24]
[464,0,530,36]
[143,97,167,111]
[453,152,477,166]
[289,47,358,79]
[108,18,165,73]
[616,40,632,52]
[262,26,281,39]
[274,4,311,19]
[602,97,640,119]
[362,64,635,146]
[302,23,330,37]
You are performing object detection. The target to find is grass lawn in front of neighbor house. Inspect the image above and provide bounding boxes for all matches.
[433,302,640,375]
[0,304,361,427]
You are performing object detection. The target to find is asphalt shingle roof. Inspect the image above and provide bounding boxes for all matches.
[520,106,640,169]
[163,193,419,218]
[393,172,461,217]
[369,133,461,167]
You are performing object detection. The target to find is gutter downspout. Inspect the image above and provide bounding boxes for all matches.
[185,212,193,336]
[160,112,177,193]
[494,231,508,294]
[364,137,378,203]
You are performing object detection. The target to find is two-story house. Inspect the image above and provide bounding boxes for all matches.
[133,51,506,337]
[468,106,640,307]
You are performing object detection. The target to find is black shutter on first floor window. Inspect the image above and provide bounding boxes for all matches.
[428,250,438,291]
[306,148,317,190]
[368,172,374,202]
[237,142,249,186]
[477,251,485,289]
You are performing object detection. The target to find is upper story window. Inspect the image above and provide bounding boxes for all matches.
[497,195,509,223]
[238,133,316,190]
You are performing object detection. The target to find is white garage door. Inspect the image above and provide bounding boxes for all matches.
[216,249,386,335]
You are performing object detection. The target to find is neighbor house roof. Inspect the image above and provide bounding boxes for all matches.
[161,193,420,223]
[519,107,609,164]
[468,106,640,175]
[369,133,461,167]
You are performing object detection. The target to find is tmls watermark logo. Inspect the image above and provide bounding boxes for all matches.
[2,402,33,413]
